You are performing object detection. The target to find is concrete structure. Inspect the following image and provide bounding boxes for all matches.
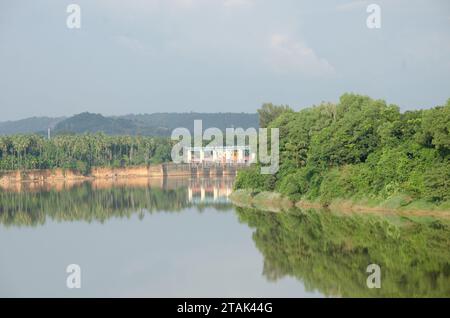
[183,146,255,164]
[162,162,247,177]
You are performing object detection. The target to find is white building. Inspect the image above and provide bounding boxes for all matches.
[183,146,256,164]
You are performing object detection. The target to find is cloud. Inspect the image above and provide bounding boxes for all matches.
[336,0,369,12]
[267,33,335,76]
[96,0,252,13]
[96,0,160,14]
[223,0,254,8]
[114,35,145,51]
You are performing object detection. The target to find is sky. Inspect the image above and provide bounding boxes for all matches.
[0,0,449,120]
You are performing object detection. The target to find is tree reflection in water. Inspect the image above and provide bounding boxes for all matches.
[0,179,449,297]
[0,177,235,226]
[235,206,450,297]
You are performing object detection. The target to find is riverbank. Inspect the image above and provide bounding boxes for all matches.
[230,189,450,217]
[0,163,242,186]
[0,166,163,185]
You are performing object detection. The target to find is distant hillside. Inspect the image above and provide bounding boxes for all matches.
[121,112,259,135]
[54,112,139,135]
[0,112,259,136]
[0,117,65,135]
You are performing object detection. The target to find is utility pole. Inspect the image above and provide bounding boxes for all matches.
[48,127,51,140]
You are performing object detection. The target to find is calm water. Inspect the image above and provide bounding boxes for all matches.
[0,177,449,297]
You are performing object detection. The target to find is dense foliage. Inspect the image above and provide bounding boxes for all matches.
[235,94,450,207]
[257,103,292,128]
[0,133,172,173]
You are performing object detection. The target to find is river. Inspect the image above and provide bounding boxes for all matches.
[0,177,449,297]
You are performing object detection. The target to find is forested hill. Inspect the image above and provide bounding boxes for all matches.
[0,112,259,136]
[0,117,65,135]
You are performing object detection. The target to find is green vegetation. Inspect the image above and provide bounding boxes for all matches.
[235,94,450,209]
[0,112,260,172]
[230,189,293,212]
[0,133,172,172]
[0,112,259,136]
[257,103,292,128]
[236,206,450,297]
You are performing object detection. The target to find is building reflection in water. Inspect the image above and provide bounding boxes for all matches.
[186,177,234,204]
[0,176,235,196]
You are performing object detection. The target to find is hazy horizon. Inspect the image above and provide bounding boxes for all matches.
[0,111,262,123]
[1,0,450,121]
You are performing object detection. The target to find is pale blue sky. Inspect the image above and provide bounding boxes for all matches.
[1,0,449,120]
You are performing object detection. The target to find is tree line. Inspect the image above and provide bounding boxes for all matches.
[0,133,173,173]
[235,93,450,207]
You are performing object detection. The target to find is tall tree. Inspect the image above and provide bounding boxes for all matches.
[257,103,292,128]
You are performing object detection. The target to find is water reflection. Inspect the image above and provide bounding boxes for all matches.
[187,178,233,204]
[0,178,449,297]
[0,177,235,227]
[236,206,450,297]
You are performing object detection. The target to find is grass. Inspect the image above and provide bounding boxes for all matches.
[230,189,450,215]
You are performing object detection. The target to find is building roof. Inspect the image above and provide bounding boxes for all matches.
[184,145,251,151]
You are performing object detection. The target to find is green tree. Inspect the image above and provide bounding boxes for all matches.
[257,103,292,128]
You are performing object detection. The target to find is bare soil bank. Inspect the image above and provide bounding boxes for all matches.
[0,163,241,187]
[0,165,166,186]
[230,189,450,218]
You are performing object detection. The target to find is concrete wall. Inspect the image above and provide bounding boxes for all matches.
[0,163,247,185]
